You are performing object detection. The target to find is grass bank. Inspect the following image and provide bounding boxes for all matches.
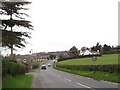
[58,54,118,65]
[53,66,119,83]
[2,74,34,88]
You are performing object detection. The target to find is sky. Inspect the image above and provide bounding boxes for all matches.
[1,0,119,55]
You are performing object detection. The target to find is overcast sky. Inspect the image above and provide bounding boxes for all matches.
[2,0,119,55]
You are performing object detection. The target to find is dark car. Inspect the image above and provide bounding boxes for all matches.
[41,65,47,70]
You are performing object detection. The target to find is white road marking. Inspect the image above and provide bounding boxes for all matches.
[76,82,91,89]
[65,78,72,81]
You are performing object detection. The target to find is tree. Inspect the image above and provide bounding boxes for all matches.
[49,54,56,60]
[91,42,102,52]
[0,1,33,59]
[102,44,111,54]
[69,46,78,52]
[81,47,87,51]
[69,46,79,57]
[2,30,30,48]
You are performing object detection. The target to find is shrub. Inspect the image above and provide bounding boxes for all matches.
[2,59,27,77]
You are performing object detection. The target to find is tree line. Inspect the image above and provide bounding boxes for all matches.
[58,43,119,59]
[91,42,119,54]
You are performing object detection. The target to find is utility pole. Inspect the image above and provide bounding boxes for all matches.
[29,49,33,70]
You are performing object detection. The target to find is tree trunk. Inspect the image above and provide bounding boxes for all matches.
[10,14,14,60]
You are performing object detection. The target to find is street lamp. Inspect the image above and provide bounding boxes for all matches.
[29,49,33,70]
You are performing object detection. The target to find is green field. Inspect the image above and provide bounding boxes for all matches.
[58,54,118,65]
[2,74,33,88]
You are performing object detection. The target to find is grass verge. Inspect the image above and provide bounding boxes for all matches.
[28,69,36,72]
[2,74,34,88]
[53,65,119,83]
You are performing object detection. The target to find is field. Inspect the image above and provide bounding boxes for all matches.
[58,54,118,65]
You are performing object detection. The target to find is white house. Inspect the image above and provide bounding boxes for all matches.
[80,50,92,56]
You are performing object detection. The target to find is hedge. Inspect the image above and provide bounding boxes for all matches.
[55,64,120,74]
[2,60,27,77]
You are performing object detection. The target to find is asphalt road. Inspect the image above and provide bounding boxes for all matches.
[32,60,119,90]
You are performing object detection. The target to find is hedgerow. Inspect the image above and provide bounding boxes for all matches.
[55,64,120,73]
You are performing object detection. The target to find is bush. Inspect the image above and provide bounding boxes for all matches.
[55,64,119,74]
[2,60,27,77]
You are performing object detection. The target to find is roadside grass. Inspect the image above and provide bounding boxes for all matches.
[58,54,118,65]
[28,69,36,72]
[2,60,48,89]
[2,74,34,88]
[54,66,119,83]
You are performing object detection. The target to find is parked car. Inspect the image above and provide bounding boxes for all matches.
[41,65,47,70]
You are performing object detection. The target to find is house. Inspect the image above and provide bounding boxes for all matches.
[79,50,92,56]
[79,49,100,56]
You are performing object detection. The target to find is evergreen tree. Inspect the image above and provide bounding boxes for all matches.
[69,46,79,57]
[0,1,33,59]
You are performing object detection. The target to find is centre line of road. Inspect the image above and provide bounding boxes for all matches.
[76,82,91,89]
[65,78,72,81]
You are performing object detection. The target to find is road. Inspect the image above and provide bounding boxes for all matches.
[32,60,119,90]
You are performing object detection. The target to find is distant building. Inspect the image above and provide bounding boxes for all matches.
[79,50,92,56]
[79,50,100,56]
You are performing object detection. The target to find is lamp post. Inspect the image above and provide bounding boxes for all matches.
[29,49,33,70]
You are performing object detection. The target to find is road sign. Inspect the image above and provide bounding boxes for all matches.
[23,59,27,63]
[92,56,97,62]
